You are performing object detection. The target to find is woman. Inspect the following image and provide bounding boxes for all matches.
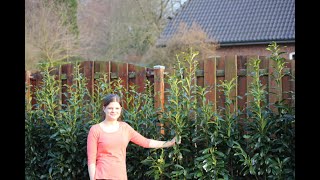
[87,94,180,180]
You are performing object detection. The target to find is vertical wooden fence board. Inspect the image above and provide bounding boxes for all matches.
[290,60,295,106]
[117,62,128,109]
[237,56,247,113]
[146,68,154,85]
[268,59,281,112]
[57,66,62,106]
[237,56,247,129]
[126,64,136,109]
[216,56,225,110]
[135,65,147,93]
[259,56,269,103]
[25,71,32,110]
[197,59,204,87]
[35,71,43,87]
[225,55,238,113]
[102,61,111,83]
[65,64,74,87]
[93,61,103,96]
[118,62,129,91]
[128,64,136,89]
[82,61,94,97]
[190,59,198,105]
[97,61,105,75]
[204,57,217,112]
[94,61,101,80]
[164,67,173,110]
[61,64,74,105]
[121,62,129,110]
[32,72,42,109]
[246,55,257,110]
[282,60,291,105]
[110,61,119,90]
[49,66,62,106]
[49,66,60,80]
[25,71,31,97]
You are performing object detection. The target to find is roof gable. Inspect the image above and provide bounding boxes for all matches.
[157,0,295,46]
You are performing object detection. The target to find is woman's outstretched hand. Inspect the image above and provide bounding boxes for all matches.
[172,135,181,145]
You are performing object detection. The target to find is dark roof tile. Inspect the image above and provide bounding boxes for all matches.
[157,0,295,46]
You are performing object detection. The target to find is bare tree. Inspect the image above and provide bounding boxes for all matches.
[25,0,188,70]
[25,0,80,71]
[76,0,186,63]
[76,0,118,61]
[141,22,219,68]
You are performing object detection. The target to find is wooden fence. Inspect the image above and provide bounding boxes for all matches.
[25,55,295,113]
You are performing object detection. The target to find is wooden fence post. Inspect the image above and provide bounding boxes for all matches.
[154,65,165,134]
[25,71,31,110]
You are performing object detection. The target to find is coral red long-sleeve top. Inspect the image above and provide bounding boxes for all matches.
[87,121,151,180]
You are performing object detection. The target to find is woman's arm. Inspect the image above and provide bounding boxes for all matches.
[148,136,181,148]
[127,122,181,148]
[88,163,96,180]
[87,126,99,180]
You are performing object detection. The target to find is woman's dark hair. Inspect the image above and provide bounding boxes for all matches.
[101,94,122,121]
[102,94,121,107]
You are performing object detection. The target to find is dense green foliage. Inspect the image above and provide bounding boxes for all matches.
[25,43,295,179]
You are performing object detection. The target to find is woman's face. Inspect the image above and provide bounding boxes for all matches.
[104,102,122,121]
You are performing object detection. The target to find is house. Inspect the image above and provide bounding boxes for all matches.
[156,0,295,60]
